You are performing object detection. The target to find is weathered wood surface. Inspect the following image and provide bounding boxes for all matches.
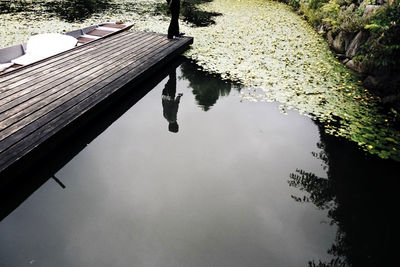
[0,31,193,174]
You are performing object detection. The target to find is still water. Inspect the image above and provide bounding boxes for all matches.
[0,59,397,267]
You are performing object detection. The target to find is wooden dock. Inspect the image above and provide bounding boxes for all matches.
[0,31,193,176]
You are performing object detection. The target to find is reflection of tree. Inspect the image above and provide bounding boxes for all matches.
[289,168,334,211]
[0,0,31,14]
[181,0,221,27]
[0,0,112,22]
[154,0,221,27]
[48,0,112,22]
[179,61,240,111]
[289,125,398,267]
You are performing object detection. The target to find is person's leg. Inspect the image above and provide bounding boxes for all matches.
[168,0,180,38]
[167,19,174,39]
[171,11,179,37]
[168,12,179,38]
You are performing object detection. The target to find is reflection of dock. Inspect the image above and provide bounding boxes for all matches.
[0,31,193,177]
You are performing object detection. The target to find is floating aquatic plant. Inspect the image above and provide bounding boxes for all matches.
[182,0,400,161]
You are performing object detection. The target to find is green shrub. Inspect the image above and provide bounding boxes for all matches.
[339,9,370,33]
[308,0,329,10]
[362,0,400,70]
[299,2,324,26]
[277,0,400,72]
[321,0,341,31]
[277,0,301,9]
[288,0,301,9]
[357,0,374,15]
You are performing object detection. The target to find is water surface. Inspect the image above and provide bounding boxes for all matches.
[0,60,337,266]
[0,59,397,267]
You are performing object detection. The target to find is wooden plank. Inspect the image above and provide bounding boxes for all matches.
[0,31,137,84]
[0,33,193,173]
[0,32,142,94]
[0,33,159,115]
[0,31,127,81]
[0,37,148,118]
[0,36,168,139]
[0,32,143,96]
[0,33,131,89]
[0,33,160,118]
[0,32,167,87]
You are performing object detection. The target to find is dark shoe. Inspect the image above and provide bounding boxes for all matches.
[179,32,185,36]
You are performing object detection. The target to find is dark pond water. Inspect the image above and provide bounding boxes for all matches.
[0,58,397,267]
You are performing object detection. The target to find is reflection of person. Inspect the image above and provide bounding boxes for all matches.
[166,0,184,39]
[162,68,182,133]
